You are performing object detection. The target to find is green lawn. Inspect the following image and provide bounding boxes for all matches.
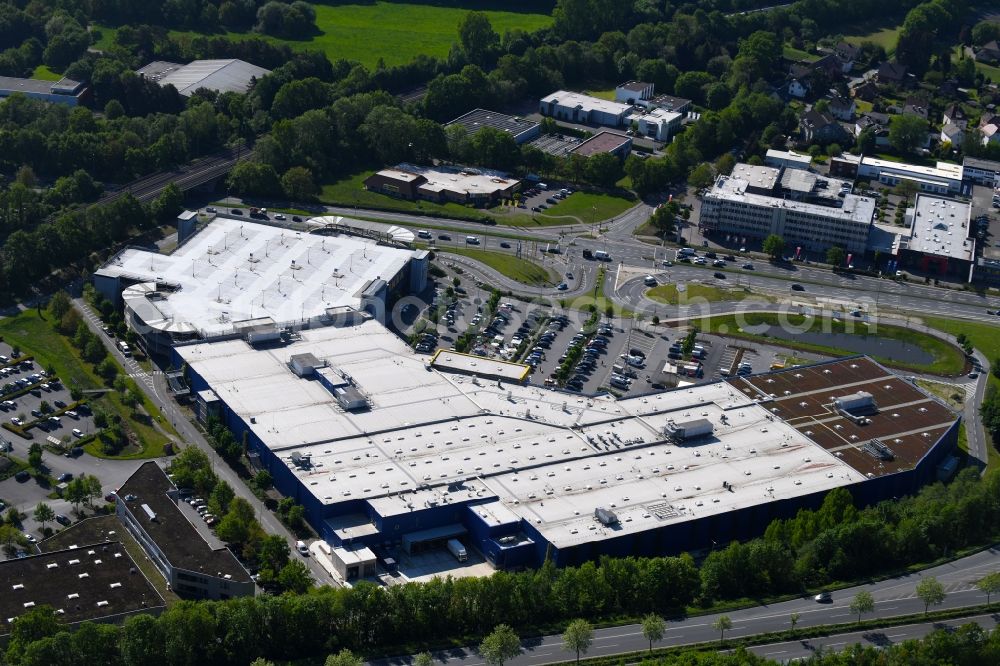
[558,294,633,318]
[320,171,493,222]
[843,22,903,54]
[31,65,62,81]
[538,192,636,225]
[697,313,965,375]
[924,316,1000,383]
[434,246,556,287]
[783,45,818,62]
[647,283,752,305]
[951,46,1000,82]
[0,310,176,458]
[585,88,617,100]
[100,2,552,69]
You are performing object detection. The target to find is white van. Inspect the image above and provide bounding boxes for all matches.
[594,250,611,261]
[465,236,480,245]
[117,341,131,356]
[417,229,432,239]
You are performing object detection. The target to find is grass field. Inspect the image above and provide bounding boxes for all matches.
[320,171,493,221]
[783,45,818,62]
[924,316,1000,386]
[0,310,176,458]
[435,246,556,286]
[951,46,1000,82]
[698,312,965,375]
[843,21,903,54]
[646,283,752,305]
[585,88,617,100]
[31,65,62,81]
[539,192,635,224]
[99,1,552,69]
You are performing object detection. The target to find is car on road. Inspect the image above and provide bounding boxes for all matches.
[661,259,672,267]
[814,592,832,603]
[416,230,432,239]
[296,540,309,556]
[969,372,980,378]
[205,207,216,213]
[742,263,754,270]
[644,275,657,286]
[791,283,804,291]
[465,236,480,244]
[292,216,303,222]
[438,234,451,241]
[274,213,286,220]
[231,208,243,215]
[23,533,36,543]
[57,472,72,483]
[557,283,568,291]
[500,242,511,248]
[14,470,29,482]
[714,272,726,279]
[56,514,70,526]
[72,428,84,438]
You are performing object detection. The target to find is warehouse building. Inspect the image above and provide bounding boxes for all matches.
[569,131,633,159]
[93,216,427,357]
[116,462,254,600]
[0,75,87,106]
[175,317,958,571]
[700,163,876,253]
[540,90,632,127]
[0,542,164,636]
[445,109,541,144]
[364,164,520,206]
[137,59,270,96]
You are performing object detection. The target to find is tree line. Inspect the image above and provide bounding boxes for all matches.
[2,465,998,664]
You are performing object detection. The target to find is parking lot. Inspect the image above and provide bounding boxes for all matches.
[0,340,146,551]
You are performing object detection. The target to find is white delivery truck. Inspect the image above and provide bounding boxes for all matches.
[446,538,468,562]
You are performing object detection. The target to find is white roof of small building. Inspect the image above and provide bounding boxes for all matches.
[860,157,963,184]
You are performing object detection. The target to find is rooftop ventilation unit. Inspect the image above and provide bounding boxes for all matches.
[833,391,877,416]
[595,507,619,526]
[663,418,714,442]
[862,438,895,461]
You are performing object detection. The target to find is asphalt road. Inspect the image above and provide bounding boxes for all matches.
[372,545,1000,666]
[72,299,334,585]
[742,612,999,662]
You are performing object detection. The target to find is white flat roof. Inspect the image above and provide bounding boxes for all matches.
[541,90,631,117]
[766,149,812,165]
[861,157,963,183]
[98,217,413,337]
[708,176,877,225]
[390,163,518,196]
[731,164,780,191]
[907,195,975,261]
[431,350,530,381]
[178,325,882,551]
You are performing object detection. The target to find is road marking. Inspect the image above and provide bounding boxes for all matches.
[763,650,787,656]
